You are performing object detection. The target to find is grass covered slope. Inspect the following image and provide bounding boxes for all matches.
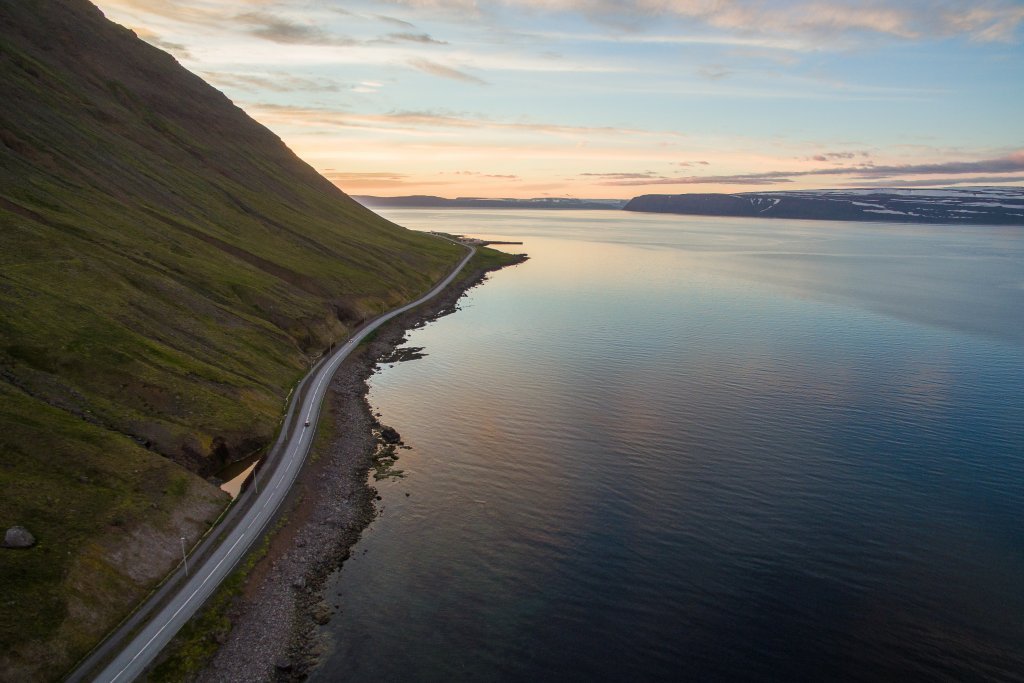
[0,0,461,678]
[0,0,461,473]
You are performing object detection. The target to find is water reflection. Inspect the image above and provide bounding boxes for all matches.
[313,211,1024,682]
[391,209,1024,344]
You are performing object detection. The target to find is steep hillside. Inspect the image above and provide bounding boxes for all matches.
[0,0,461,679]
[625,187,1024,225]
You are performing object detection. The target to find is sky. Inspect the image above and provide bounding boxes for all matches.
[94,0,1024,199]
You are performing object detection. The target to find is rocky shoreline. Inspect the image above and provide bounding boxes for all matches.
[195,252,525,682]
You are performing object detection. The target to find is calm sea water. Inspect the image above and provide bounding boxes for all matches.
[312,210,1024,682]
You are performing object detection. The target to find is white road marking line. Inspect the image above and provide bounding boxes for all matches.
[109,530,251,682]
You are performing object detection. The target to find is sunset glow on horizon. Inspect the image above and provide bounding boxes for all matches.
[95,0,1024,199]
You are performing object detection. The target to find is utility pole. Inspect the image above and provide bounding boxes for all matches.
[180,537,189,577]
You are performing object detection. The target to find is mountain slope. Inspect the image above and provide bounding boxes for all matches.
[0,1,461,678]
[624,187,1024,225]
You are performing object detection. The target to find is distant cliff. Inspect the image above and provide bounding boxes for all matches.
[624,188,1024,225]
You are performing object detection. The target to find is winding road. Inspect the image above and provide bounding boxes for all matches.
[73,241,474,683]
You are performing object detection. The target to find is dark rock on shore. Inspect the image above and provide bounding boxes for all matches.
[380,426,402,444]
[378,346,427,363]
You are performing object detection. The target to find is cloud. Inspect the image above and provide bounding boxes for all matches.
[384,0,1024,43]
[97,0,220,25]
[532,29,807,51]
[352,80,385,94]
[235,11,356,46]
[580,171,663,180]
[407,59,488,84]
[853,175,1024,188]
[844,152,1024,178]
[809,151,871,161]
[203,71,341,93]
[940,4,1024,42]
[322,170,455,189]
[322,170,410,188]
[383,0,480,14]
[325,171,407,180]
[106,0,1024,52]
[697,64,732,80]
[375,14,417,28]
[600,151,1024,185]
[449,170,521,178]
[603,172,794,186]
[387,32,448,44]
[248,104,681,140]
[130,26,191,59]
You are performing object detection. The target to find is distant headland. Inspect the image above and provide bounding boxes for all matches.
[356,187,1024,226]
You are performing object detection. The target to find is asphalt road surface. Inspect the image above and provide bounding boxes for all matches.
[80,242,474,682]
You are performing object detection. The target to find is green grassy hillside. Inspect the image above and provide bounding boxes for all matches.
[0,0,462,678]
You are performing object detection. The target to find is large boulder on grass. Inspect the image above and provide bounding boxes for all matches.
[2,526,36,549]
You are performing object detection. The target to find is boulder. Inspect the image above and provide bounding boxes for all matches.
[380,426,401,444]
[2,526,36,549]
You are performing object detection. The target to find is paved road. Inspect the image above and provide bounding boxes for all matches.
[83,243,474,682]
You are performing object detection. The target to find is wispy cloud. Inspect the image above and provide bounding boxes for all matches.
[448,170,521,179]
[324,171,407,181]
[821,152,1024,178]
[604,172,794,186]
[940,4,1024,42]
[601,151,1024,186]
[387,32,448,44]
[854,175,1024,188]
[697,64,732,80]
[387,0,1024,43]
[98,0,221,25]
[808,151,872,162]
[407,58,488,83]
[94,0,1022,199]
[235,11,357,46]
[375,14,417,28]
[530,29,808,51]
[352,80,385,94]
[580,171,664,180]
[248,104,684,140]
[203,71,341,93]
[322,170,454,188]
[130,26,192,59]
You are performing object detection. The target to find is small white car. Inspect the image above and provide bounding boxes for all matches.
[304,420,310,427]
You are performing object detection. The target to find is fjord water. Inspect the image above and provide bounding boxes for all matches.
[314,210,1024,681]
